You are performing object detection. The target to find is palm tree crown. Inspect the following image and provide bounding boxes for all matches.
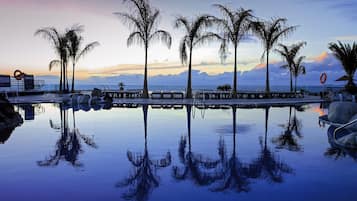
[114,0,172,98]
[251,18,297,93]
[175,15,220,98]
[66,25,100,92]
[213,4,253,97]
[328,41,357,90]
[275,42,306,92]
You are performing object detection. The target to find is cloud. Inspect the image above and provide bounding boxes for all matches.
[36,51,352,88]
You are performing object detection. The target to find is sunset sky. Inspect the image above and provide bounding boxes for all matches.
[0,0,356,83]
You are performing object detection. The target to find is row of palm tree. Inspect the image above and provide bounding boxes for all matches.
[117,0,301,98]
[118,105,294,201]
[35,0,357,96]
[35,25,99,93]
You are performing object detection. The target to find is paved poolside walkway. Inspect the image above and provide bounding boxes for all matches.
[7,94,325,107]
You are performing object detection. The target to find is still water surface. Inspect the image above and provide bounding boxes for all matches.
[0,104,356,201]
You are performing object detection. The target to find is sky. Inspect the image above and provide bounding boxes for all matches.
[0,0,356,85]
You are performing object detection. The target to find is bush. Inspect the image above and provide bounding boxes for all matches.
[217,84,232,91]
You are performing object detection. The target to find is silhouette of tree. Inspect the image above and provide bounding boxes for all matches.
[175,15,220,98]
[38,106,97,167]
[272,107,303,152]
[247,108,293,183]
[35,26,83,92]
[114,0,172,98]
[117,105,171,201]
[329,41,357,91]
[251,18,297,94]
[213,4,253,97]
[66,25,99,92]
[211,107,250,192]
[275,42,306,92]
[291,56,306,92]
[172,105,222,186]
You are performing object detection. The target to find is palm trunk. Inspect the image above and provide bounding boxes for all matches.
[294,76,297,93]
[264,107,269,148]
[289,71,293,92]
[266,50,270,94]
[186,47,193,99]
[71,62,75,93]
[62,61,66,92]
[59,61,63,92]
[186,105,191,151]
[233,45,238,98]
[232,107,236,155]
[143,45,149,98]
[66,62,69,92]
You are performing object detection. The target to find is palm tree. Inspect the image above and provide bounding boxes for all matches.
[66,25,100,92]
[272,107,303,152]
[212,107,250,192]
[275,42,306,92]
[328,41,357,91]
[213,4,253,97]
[35,28,68,92]
[251,18,297,94]
[247,108,293,183]
[175,15,220,98]
[117,105,171,201]
[38,105,97,167]
[291,56,306,92]
[114,0,172,98]
[172,105,222,186]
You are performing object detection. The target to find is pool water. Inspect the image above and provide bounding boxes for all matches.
[1,104,356,201]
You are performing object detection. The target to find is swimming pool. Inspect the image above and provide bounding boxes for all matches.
[0,103,355,201]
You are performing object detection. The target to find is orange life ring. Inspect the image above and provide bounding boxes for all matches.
[320,73,327,84]
[14,70,24,80]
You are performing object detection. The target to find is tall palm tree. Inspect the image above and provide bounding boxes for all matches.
[66,25,100,92]
[213,4,253,97]
[251,18,297,94]
[172,105,222,186]
[212,107,250,192]
[35,28,68,92]
[272,107,303,152]
[328,41,357,91]
[117,105,171,201]
[247,108,293,183]
[38,105,97,167]
[114,0,172,98]
[291,56,306,92]
[175,15,220,98]
[275,42,306,92]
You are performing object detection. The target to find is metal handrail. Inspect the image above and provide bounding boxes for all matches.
[333,118,357,148]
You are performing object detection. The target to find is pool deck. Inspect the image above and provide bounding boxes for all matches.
[6,94,326,107]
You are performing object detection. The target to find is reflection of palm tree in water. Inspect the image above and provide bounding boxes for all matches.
[272,107,303,152]
[212,107,250,192]
[38,105,97,167]
[248,107,293,183]
[172,105,222,186]
[117,105,171,201]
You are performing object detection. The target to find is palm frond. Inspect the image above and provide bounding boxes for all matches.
[77,42,100,62]
[193,32,222,47]
[49,60,61,71]
[179,36,188,65]
[127,31,145,47]
[149,30,172,48]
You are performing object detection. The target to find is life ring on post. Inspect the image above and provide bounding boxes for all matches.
[320,73,327,84]
[14,70,25,80]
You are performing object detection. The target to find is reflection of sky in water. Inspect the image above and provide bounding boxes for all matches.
[0,104,356,201]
